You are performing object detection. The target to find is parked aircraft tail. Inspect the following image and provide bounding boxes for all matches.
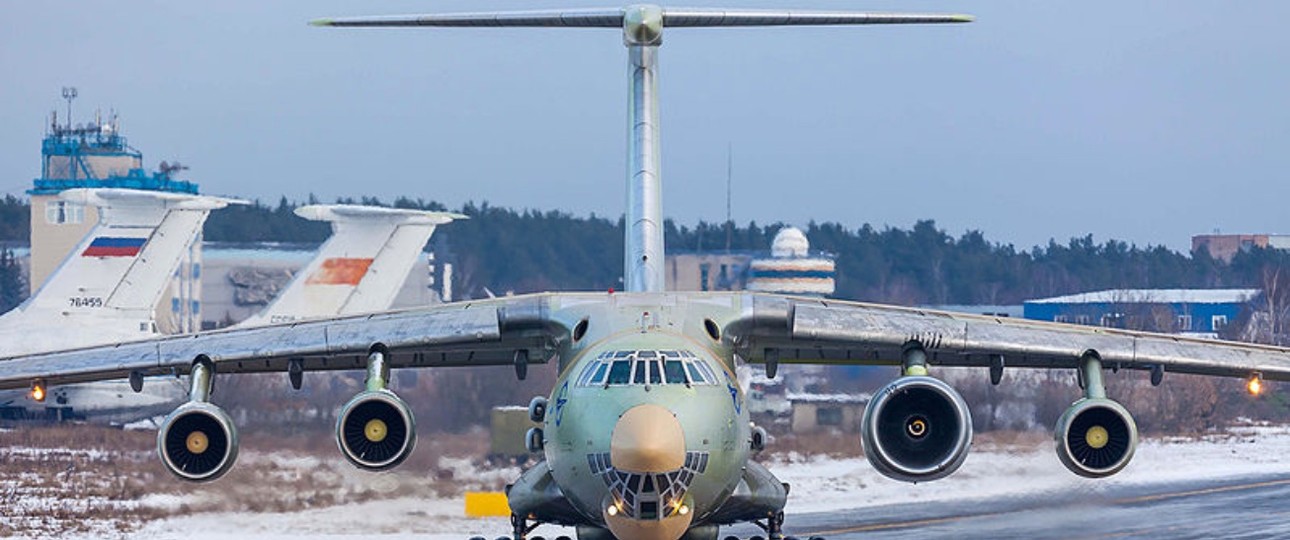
[0,188,242,355]
[238,205,464,326]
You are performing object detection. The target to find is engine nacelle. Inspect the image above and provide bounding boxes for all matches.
[861,376,972,483]
[157,401,239,482]
[336,389,417,471]
[1054,397,1137,478]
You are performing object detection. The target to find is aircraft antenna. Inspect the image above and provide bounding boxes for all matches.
[725,142,732,253]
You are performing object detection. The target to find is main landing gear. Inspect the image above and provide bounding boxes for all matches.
[466,514,570,540]
[719,511,825,540]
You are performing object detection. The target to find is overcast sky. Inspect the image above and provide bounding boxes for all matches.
[2,1,1287,252]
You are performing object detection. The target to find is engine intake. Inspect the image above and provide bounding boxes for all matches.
[157,401,238,482]
[1055,398,1137,478]
[337,389,416,471]
[861,376,972,482]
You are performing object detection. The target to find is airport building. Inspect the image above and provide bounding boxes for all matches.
[1023,288,1261,336]
[666,226,836,296]
[1192,234,1290,263]
[28,95,203,333]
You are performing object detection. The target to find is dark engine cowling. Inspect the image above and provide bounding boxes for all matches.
[861,376,973,483]
[1054,398,1137,478]
[157,401,239,482]
[336,389,417,471]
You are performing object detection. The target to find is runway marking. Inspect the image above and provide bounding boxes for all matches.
[802,476,1290,537]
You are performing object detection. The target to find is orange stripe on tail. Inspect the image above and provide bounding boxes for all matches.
[306,258,374,285]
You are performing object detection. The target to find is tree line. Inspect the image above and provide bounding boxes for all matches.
[0,195,1287,310]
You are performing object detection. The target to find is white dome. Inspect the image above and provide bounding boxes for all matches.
[771,227,809,258]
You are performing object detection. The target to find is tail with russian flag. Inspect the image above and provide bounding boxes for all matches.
[0,189,243,355]
[237,205,463,327]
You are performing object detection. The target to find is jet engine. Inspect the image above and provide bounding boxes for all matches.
[1054,397,1137,478]
[336,389,417,471]
[157,401,238,482]
[861,376,972,482]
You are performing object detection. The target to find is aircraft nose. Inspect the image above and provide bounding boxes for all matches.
[611,403,685,473]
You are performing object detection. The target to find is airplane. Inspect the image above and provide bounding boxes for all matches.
[2,201,461,423]
[0,188,240,422]
[5,5,1290,540]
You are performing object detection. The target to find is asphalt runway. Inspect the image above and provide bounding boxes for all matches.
[720,474,1290,539]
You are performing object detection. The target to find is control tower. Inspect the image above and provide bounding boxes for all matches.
[28,88,204,333]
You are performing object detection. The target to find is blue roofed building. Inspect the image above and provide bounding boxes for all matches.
[1023,289,1261,337]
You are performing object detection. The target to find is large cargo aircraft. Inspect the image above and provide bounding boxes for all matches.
[5,6,1290,540]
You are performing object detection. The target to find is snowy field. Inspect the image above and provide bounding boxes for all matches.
[7,424,1290,539]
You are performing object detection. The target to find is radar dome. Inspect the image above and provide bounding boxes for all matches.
[771,227,809,258]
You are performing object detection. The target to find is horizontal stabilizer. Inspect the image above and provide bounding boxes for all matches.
[311,7,972,28]
[61,188,247,211]
[294,204,466,225]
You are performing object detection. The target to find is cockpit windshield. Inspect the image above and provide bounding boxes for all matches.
[576,350,719,387]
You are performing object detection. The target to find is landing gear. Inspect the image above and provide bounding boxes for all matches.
[508,512,549,538]
[741,511,790,540]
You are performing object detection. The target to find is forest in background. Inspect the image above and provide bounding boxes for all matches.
[4,194,1287,309]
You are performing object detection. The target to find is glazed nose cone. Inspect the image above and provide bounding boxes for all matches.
[603,404,693,540]
[611,403,685,473]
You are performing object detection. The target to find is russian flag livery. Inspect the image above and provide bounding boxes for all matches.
[81,237,147,257]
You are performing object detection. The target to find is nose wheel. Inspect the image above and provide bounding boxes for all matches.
[509,513,539,540]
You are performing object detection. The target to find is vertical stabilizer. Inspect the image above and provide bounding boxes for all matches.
[0,188,241,355]
[312,5,970,293]
[238,205,463,326]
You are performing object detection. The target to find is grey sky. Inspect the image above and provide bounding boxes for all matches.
[1,1,1287,252]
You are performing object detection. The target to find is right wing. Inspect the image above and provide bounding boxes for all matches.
[0,293,569,391]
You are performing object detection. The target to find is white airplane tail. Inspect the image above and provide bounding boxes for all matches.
[0,188,241,354]
[239,205,463,326]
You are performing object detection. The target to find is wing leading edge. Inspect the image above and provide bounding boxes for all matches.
[726,294,1290,381]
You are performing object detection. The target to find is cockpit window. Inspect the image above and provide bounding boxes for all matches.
[608,360,633,385]
[663,360,686,384]
[632,361,648,384]
[589,362,609,385]
[578,350,717,387]
[686,363,707,384]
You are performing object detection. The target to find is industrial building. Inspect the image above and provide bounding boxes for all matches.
[666,226,836,296]
[1192,234,1290,263]
[1023,288,1261,336]
[788,392,869,434]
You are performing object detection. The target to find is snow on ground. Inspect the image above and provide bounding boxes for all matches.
[775,423,1290,514]
[112,424,1290,539]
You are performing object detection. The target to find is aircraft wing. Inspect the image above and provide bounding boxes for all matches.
[0,294,567,391]
[727,294,1290,381]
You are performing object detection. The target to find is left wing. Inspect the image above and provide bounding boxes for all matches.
[726,293,1290,381]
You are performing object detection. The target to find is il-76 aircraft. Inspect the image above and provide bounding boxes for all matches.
[5,6,1290,540]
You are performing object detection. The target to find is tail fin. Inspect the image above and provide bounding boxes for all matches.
[239,205,463,326]
[0,189,241,352]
